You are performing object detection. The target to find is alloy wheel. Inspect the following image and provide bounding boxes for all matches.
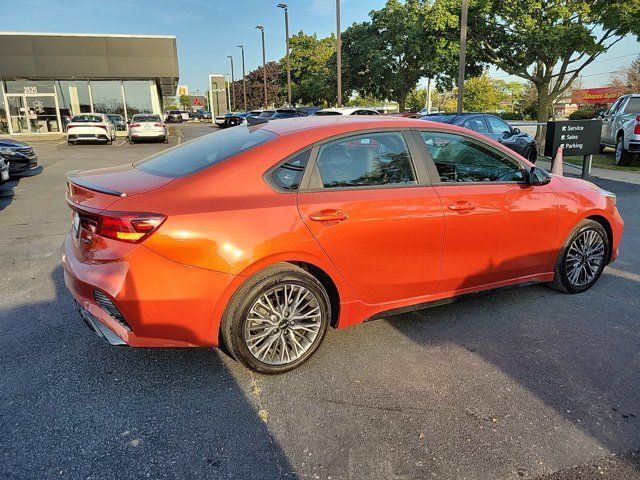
[615,140,623,165]
[565,229,605,287]
[244,283,322,366]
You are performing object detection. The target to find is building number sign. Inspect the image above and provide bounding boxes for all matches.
[23,86,38,94]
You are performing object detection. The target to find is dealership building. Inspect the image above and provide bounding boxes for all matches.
[0,32,179,135]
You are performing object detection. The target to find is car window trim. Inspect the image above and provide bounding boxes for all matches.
[410,128,530,186]
[298,128,431,193]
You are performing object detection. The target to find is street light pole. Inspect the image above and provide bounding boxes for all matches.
[237,45,247,111]
[456,0,468,114]
[227,55,235,111]
[277,3,292,107]
[336,0,342,107]
[255,25,268,109]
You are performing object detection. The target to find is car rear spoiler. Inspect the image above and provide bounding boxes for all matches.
[65,170,127,198]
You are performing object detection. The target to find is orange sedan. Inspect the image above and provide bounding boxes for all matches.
[62,116,623,373]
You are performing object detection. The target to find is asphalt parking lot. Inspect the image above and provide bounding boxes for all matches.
[1,122,639,480]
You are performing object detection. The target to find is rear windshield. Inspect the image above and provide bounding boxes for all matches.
[71,114,103,123]
[132,114,161,122]
[134,126,277,177]
[315,111,341,116]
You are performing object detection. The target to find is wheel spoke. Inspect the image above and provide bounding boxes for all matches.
[565,229,605,287]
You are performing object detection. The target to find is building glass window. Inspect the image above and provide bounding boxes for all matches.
[5,80,55,94]
[56,80,92,130]
[123,80,158,117]
[90,80,125,116]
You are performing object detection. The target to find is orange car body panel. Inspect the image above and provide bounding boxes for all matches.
[61,116,624,347]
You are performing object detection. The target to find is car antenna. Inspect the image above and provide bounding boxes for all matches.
[246,116,269,126]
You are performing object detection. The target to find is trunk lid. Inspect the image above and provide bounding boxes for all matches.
[66,163,173,211]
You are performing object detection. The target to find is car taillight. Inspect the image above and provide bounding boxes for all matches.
[73,208,166,243]
[154,123,164,127]
[97,124,107,130]
[130,123,141,128]
[634,115,640,135]
[99,212,166,242]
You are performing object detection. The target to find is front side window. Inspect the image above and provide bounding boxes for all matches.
[316,132,417,188]
[135,126,277,178]
[486,116,512,136]
[419,131,524,183]
[623,97,640,113]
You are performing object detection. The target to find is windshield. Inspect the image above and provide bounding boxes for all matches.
[71,114,103,123]
[132,114,161,123]
[134,126,277,178]
[258,111,275,118]
[420,114,457,123]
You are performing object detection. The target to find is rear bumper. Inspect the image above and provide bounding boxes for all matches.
[129,130,167,138]
[68,133,110,142]
[76,303,127,345]
[61,234,237,347]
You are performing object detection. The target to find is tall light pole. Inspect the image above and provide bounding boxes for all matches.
[456,0,468,114]
[277,3,292,107]
[225,74,231,112]
[336,0,342,107]
[227,55,235,111]
[237,45,247,110]
[255,25,268,109]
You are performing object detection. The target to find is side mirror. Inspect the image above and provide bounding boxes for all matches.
[511,127,521,135]
[529,166,551,186]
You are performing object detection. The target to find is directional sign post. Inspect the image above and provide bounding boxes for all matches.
[544,119,603,179]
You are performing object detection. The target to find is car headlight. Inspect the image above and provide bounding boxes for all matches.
[0,148,14,154]
[600,190,617,205]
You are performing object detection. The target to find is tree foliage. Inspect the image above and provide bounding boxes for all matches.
[611,55,640,92]
[281,32,336,106]
[232,61,282,110]
[340,0,479,111]
[463,0,640,133]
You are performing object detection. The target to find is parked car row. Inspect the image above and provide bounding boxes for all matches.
[0,138,39,186]
[163,110,212,123]
[66,113,168,145]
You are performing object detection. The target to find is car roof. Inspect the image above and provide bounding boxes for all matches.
[260,115,440,135]
[318,107,378,114]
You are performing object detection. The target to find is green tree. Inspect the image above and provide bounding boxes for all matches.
[406,88,427,112]
[163,96,178,111]
[281,32,336,106]
[179,95,191,110]
[611,56,640,92]
[340,0,476,112]
[462,74,502,111]
[233,61,282,110]
[460,0,640,138]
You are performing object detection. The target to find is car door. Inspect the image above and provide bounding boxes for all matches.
[413,129,559,294]
[297,130,445,305]
[601,97,624,145]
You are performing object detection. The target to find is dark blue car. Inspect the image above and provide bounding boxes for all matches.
[0,139,39,175]
[420,113,538,163]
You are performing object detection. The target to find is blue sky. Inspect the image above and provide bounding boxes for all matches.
[0,0,638,94]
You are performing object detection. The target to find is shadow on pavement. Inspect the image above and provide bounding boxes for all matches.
[0,177,20,212]
[0,266,297,479]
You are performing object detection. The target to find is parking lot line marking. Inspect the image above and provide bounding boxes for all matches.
[605,267,640,283]
[116,139,128,147]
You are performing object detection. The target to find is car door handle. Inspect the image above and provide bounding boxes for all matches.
[309,210,348,222]
[448,201,477,211]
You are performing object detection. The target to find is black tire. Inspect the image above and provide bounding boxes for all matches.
[599,144,606,154]
[163,137,169,144]
[615,136,633,166]
[548,219,609,294]
[221,263,330,374]
[128,137,135,144]
[67,140,74,146]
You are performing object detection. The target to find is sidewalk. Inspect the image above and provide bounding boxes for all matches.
[537,158,640,186]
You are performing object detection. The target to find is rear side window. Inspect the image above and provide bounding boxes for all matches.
[135,127,277,177]
[71,115,103,123]
[316,132,416,188]
[624,97,640,113]
[270,149,311,191]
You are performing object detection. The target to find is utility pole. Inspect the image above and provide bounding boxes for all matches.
[225,74,231,112]
[277,3,292,107]
[256,25,268,108]
[456,0,468,114]
[237,45,247,110]
[336,0,342,107]
[425,78,432,113]
[227,55,235,111]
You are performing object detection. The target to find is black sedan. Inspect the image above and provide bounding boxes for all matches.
[0,139,39,176]
[419,113,538,163]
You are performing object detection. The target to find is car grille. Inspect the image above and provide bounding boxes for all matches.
[93,290,131,331]
[16,147,34,155]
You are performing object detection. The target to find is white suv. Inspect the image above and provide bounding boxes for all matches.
[599,94,640,166]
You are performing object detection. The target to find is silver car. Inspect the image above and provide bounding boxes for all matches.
[128,114,168,144]
[599,94,640,166]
